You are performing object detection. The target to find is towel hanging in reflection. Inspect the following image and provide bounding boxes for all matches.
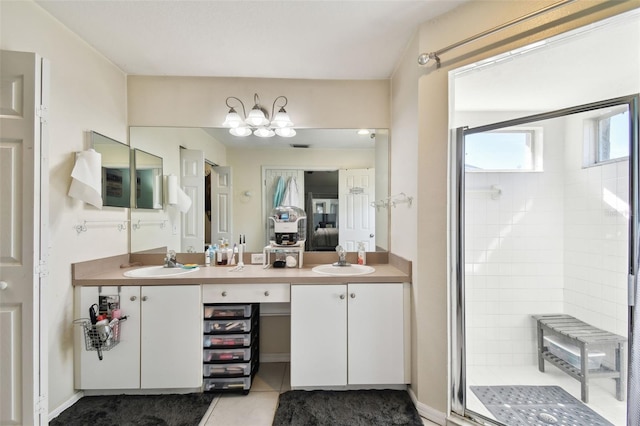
[282,176,300,207]
[68,149,103,208]
[273,176,286,208]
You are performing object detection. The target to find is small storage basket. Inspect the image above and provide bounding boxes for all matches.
[74,318,123,352]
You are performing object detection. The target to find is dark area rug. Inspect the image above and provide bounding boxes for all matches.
[272,389,423,426]
[471,385,614,426]
[50,393,216,426]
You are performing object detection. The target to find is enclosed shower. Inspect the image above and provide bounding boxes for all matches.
[448,10,640,426]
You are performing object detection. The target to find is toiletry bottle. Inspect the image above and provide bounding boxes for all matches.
[357,242,366,265]
[205,245,211,266]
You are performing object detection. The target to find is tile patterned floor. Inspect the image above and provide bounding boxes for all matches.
[200,362,438,425]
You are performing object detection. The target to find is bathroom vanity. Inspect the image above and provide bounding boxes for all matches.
[72,253,411,392]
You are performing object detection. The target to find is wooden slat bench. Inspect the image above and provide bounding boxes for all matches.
[532,314,626,403]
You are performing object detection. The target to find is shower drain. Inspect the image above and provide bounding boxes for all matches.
[537,412,558,424]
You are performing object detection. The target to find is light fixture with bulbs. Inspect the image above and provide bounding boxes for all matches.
[222,93,296,138]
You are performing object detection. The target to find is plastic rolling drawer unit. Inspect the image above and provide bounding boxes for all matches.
[202,304,259,394]
[533,314,626,403]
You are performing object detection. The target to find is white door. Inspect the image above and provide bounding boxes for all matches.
[211,166,233,245]
[290,285,347,387]
[347,283,405,384]
[339,168,375,251]
[140,285,202,388]
[180,149,204,252]
[0,50,48,425]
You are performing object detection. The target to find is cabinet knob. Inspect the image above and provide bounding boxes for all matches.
[142,296,148,301]
[0,281,8,291]
[221,291,227,297]
[350,293,356,299]
[130,296,137,301]
[340,294,346,300]
[264,291,270,297]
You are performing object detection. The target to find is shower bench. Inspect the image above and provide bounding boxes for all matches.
[533,314,626,403]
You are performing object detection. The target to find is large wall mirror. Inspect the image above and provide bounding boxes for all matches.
[91,131,131,208]
[133,148,163,209]
[128,127,390,254]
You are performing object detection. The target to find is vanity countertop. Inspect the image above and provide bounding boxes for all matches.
[72,253,411,286]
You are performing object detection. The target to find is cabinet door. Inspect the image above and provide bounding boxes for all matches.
[348,283,405,384]
[140,285,202,388]
[291,285,347,387]
[75,286,141,389]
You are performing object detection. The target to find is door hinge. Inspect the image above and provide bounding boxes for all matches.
[36,105,49,123]
[629,274,636,306]
[35,260,49,278]
[35,395,47,415]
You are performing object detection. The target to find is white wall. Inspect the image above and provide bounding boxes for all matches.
[464,118,566,367]
[0,0,128,413]
[563,114,629,337]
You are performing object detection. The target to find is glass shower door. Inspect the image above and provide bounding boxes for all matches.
[450,95,639,426]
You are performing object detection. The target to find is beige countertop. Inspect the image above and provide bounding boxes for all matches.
[72,252,411,286]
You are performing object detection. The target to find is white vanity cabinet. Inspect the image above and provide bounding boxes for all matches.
[290,282,410,387]
[75,285,202,390]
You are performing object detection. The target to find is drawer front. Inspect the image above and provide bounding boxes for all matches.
[204,304,253,319]
[204,318,252,333]
[203,334,251,348]
[203,377,251,391]
[203,362,251,377]
[204,347,252,362]
[203,283,290,303]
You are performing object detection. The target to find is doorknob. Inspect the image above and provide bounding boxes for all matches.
[369,234,374,238]
[0,281,8,290]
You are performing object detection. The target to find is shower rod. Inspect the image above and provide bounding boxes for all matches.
[417,0,577,68]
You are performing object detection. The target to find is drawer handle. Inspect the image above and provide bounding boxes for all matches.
[221,291,227,297]
[264,291,270,297]
[142,296,148,301]
[340,294,345,300]
[130,296,137,301]
[350,293,356,299]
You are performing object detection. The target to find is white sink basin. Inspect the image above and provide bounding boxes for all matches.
[311,264,375,276]
[123,265,200,278]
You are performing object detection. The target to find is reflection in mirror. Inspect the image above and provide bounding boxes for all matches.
[133,149,163,209]
[129,127,389,254]
[91,131,130,208]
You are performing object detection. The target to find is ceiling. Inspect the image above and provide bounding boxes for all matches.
[35,0,466,80]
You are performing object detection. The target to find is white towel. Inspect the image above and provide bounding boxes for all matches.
[68,149,103,208]
[176,187,192,213]
[282,176,300,207]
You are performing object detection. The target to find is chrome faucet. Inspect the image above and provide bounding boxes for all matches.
[335,245,349,266]
[164,250,178,268]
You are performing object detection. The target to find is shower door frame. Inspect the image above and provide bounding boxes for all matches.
[449,94,640,425]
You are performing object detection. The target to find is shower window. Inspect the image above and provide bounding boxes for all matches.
[584,108,630,166]
[464,128,542,171]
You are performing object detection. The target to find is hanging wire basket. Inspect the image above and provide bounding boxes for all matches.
[74,317,125,360]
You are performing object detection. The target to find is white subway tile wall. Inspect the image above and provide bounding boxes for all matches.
[464,115,629,367]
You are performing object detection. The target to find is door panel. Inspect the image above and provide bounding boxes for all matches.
[211,166,233,245]
[339,168,375,251]
[180,149,204,252]
[0,50,42,425]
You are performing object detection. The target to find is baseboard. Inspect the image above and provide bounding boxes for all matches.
[407,387,447,426]
[49,390,84,422]
[260,353,290,363]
